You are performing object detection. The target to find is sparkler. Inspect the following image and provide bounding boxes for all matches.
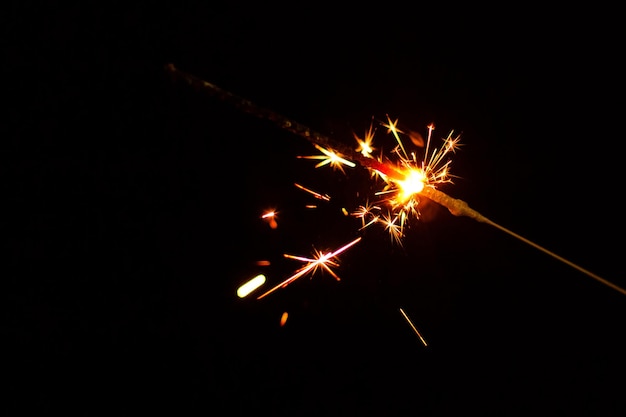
[165,63,626,297]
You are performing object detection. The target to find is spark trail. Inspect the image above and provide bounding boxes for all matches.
[256,237,362,300]
[165,63,626,297]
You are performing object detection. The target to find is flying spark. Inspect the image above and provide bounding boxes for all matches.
[237,274,267,298]
[261,210,279,229]
[399,308,428,347]
[294,183,331,201]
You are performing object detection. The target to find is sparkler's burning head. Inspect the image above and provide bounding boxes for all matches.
[347,117,462,244]
[298,115,461,245]
[395,168,427,203]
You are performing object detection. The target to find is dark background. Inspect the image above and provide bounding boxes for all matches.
[6,3,626,416]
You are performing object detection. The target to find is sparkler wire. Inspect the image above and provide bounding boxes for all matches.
[165,64,626,297]
[421,187,626,296]
[164,64,356,158]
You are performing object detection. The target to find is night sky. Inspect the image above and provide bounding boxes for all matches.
[7,4,626,416]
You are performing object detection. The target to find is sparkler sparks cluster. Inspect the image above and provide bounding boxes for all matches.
[165,64,626,305]
[345,117,462,243]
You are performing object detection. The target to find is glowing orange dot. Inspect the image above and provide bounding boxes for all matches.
[280,312,288,327]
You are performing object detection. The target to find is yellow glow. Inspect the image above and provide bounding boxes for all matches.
[396,169,426,202]
[237,274,266,298]
[280,312,288,326]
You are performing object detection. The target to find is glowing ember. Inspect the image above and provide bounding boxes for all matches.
[280,312,289,327]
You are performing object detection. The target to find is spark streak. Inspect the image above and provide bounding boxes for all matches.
[294,183,331,201]
[165,63,626,297]
[256,237,362,299]
[399,308,428,346]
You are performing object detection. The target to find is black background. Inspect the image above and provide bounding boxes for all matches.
[6,3,626,416]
